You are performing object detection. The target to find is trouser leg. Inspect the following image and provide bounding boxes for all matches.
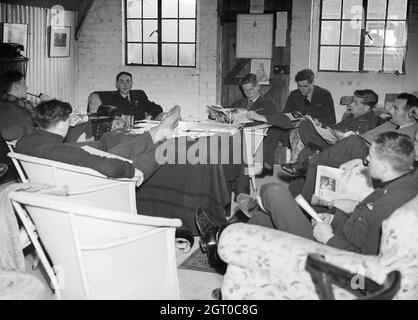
[262,127,290,168]
[298,120,331,151]
[249,183,315,240]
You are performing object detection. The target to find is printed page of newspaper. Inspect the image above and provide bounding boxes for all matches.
[304,115,338,144]
[314,165,374,202]
[233,109,253,124]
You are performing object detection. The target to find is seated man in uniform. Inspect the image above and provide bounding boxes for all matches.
[0,70,92,143]
[196,131,418,266]
[16,99,181,181]
[96,71,164,121]
[284,69,336,125]
[281,89,380,176]
[210,73,292,177]
[289,92,418,202]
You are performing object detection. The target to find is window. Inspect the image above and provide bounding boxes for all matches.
[319,0,409,73]
[125,0,197,67]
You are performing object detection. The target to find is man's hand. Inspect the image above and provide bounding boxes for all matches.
[317,213,334,224]
[246,110,266,122]
[39,93,53,102]
[313,222,334,244]
[333,130,348,140]
[208,110,218,119]
[339,158,363,172]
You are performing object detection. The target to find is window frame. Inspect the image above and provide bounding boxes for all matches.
[318,0,410,74]
[124,0,197,67]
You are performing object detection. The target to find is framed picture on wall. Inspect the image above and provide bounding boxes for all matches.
[250,59,271,85]
[236,14,273,59]
[1,22,28,56]
[48,26,71,58]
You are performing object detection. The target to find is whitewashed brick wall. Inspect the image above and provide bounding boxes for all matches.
[77,0,218,120]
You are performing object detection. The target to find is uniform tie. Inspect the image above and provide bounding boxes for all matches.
[304,95,310,106]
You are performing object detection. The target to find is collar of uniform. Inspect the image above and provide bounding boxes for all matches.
[3,93,27,108]
[378,170,413,189]
[119,92,130,100]
[306,87,314,103]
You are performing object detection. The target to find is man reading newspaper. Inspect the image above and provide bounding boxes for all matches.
[196,131,418,256]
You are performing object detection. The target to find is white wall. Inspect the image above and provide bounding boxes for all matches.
[291,0,418,121]
[77,0,218,120]
[0,3,78,107]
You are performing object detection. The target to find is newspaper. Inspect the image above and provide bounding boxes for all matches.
[304,115,355,144]
[314,165,374,203]
[284,111,304,122]
[207,105,253,124]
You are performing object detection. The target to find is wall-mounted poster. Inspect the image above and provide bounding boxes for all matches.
[48,26,71,58]
[236,14,273,59]
[251,59,271,85]
[1,23,28,56]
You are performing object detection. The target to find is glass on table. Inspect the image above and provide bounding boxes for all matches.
[121,114,134,131]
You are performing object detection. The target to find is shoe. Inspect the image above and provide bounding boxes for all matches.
[0,163,8,177]
[280,162,307,177]
[195,208,224,268]
[255,167,273,178]
[236,193,259,218]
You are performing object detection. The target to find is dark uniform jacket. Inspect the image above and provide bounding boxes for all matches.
[328,170,418,255]
[0,94,35,141]
[284,85,336,125]
[230,97,292,129]
[101,90,163,120]
[330,110,379,134]
[16,130,135,179]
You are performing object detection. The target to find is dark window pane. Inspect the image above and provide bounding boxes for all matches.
[162,20,178,42]
[340,46,360,71]
[179,44,195,66]
[367,0,387,19]
[385,21,406,47]
[322,0,341,19]
[179,0,196,18]
[162,0,178,18]
[143,44,158,64]
[143,19,158,42]
[341,21,361,45]
[364,47,383,70]
[388,0,407,19]
[321,21,341,45]
[342,0,363,20]
[143,0,157,18]
[127,0,142,18]
[384,48,405,71]
[127,20,142,42]
[127,43,142,64]
[162,44,178,65]
[179,20,195,42]
[365,21,385,46]
[320,46,339,70]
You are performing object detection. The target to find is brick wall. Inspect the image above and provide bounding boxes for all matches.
[77,0,218,120]
[291,0,418,121]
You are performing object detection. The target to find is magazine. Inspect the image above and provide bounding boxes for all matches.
[314,165,374,203]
